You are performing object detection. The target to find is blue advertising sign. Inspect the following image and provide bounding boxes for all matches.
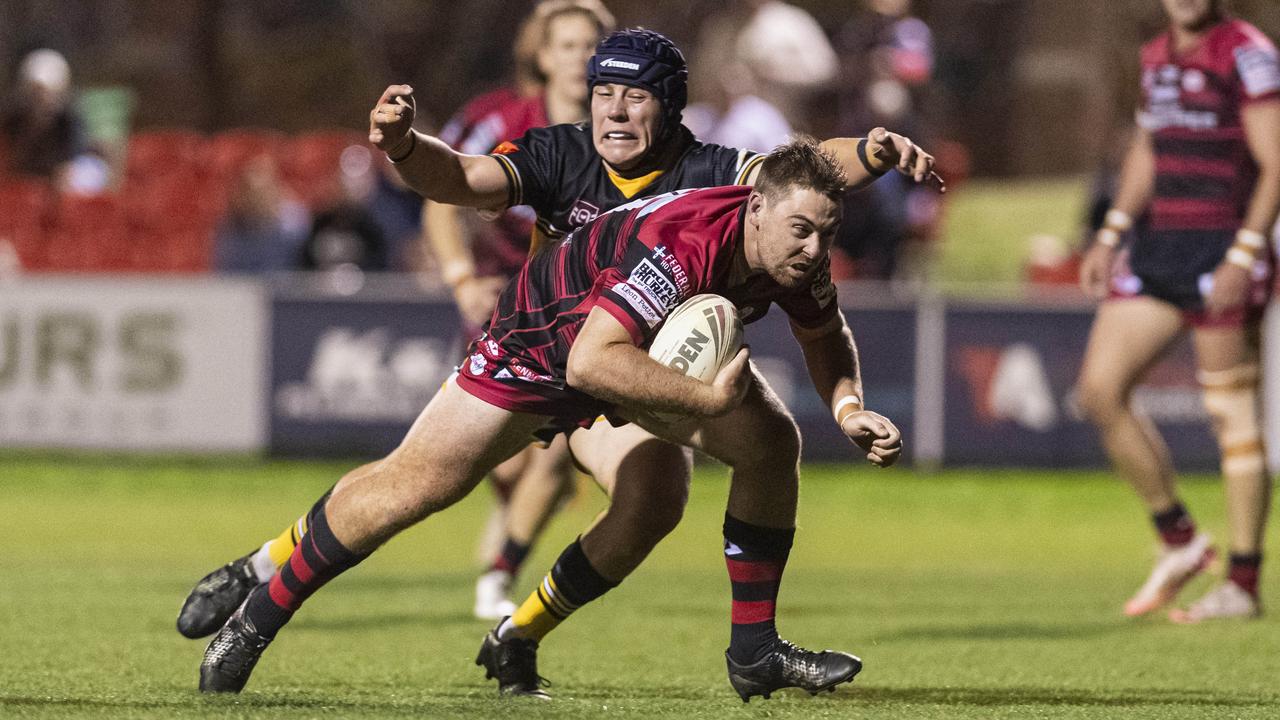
[941,305,1217,468]
[271,296,463,456]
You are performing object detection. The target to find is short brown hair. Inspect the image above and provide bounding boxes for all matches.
[754,135,847,203]
[514,0,617,94]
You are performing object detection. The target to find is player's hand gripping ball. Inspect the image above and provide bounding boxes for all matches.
[646,294,745,423]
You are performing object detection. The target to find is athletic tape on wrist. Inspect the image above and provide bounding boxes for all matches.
[1235,228,1266,250]
[1103,209,1133,232]
[387,131,417,164]
[1097,228,1121,248]
[834,395,864,425]
[1226,246,1255,270]
[442,261,474,288]
[856,138,889,177]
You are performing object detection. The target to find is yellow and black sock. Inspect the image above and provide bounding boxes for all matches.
[507,539,616,642]
[258,488,333,575]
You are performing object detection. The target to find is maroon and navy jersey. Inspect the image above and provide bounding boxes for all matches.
[488,122,763,245]
[465,185,836,415]
[438,87,549,278]
[1132,18,1280,289]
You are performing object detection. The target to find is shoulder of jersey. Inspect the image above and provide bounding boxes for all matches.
[1224,18,1278,53]
[1140,32,1170,63]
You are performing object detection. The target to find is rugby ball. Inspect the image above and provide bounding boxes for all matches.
[647,294,744,421]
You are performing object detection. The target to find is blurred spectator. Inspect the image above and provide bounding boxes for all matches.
[1,49,88,187]
[332,143,422,270]
[212,154,309,273]
[689,0,835,147]
[299,205,389,273]
[832,0,940,280]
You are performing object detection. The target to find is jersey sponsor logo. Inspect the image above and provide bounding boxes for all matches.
[1235,46,1280,97]
[568,198,601,226]
[611,282,664,326]
[600,57,641,70]
[656,250,691,294]
[628,258,679,312]
[491,140,519,155]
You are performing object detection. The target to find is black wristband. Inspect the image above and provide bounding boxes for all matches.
[387,131,417,164]
[857,138,888,177]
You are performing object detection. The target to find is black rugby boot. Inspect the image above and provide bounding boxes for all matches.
[198,598,273,693]
[725,640,862,702]
[476,621,552,699]
[178,551,260,639]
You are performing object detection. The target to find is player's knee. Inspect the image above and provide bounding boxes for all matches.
[1200,365,1266,476]
[738,411,801,470]
[1075,378,1126,425]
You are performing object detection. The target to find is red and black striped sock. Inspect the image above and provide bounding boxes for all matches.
[1152,501,1196,547]
[490,537,532,575]
[244,497,366,638]
[724,513,794,665]
[1228,553,1262,597]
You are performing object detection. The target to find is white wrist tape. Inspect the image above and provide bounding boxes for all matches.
[1104,209,1134,232]
[1097,228,1121,248]
[834,395,864,424]
[442,261,475,288]
[1226,247,1256,270]
[1235,228,1266,250]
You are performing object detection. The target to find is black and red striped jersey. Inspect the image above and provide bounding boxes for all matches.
[1137,19,1279,233]
[482,185,837,387]
[488,123,763,245]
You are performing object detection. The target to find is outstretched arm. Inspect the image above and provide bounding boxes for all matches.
[791,311,901,467]
[741,128,945,193]
[369,85,510,209]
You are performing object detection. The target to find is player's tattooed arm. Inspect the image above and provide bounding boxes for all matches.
[567,307,750,418]
[791,312,901,468]
[368,85,509,209]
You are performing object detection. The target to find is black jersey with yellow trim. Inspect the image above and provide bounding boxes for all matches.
[489,122,763,248]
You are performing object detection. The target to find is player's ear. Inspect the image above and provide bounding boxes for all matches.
[747,190,765,228]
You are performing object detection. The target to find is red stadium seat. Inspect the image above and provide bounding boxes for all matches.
[207,129,286,184]
[0,179,52,268]
[281,129,367,210]
[126,129,208,181]
[45,194,129,271]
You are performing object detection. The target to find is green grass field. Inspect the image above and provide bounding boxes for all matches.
[2,457,1277,719]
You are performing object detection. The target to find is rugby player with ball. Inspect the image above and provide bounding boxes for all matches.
[199,137,903,702]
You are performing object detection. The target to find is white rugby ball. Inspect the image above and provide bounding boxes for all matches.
[647,294,744,420]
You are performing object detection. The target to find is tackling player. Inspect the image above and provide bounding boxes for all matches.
[199,138,904,702]
[1077,0,1280,622]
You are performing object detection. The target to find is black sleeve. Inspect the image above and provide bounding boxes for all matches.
[702,142,765,187]
[488,124,569,214]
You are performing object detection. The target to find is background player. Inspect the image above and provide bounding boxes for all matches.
[423,0,614,622]
[199,140,903,702]
[1077,0,1280,622]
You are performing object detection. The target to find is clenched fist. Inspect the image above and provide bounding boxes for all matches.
[369,85,416,158]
